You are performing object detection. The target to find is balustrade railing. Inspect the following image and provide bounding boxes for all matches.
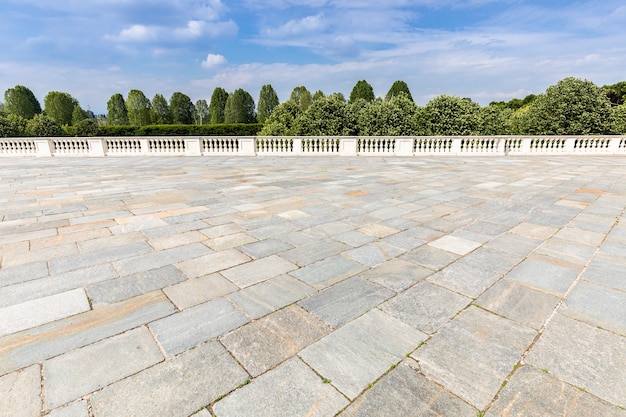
[1,136,625,157]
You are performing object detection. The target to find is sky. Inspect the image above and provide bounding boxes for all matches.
[1,0,625,115]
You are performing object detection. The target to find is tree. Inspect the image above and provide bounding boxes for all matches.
[224,89,256,124]
[151,94,171,124]
[349,80,375,103]
[209,87,229,124]
[294,93,352,136]
[385,80,413,102]
[4,85,41,119]
[106,93,129,125]
[257,84,279,124]
[170,92,194,124]
[290,86,313,112]
[518,77,613,135]
[72,106,88,125]
[44,91,78,125]
[26,114,64,136]
[612,104,626,134]
[479,104,513,135]
[194,99,209,125]
[126,89,152,126]
[356,94,420,136]
[603,81,626,106]
[424,95,481,135]
[0,111,27,137]
[74,119,98,136]
[313,90,325,101]
[258,100,302,135]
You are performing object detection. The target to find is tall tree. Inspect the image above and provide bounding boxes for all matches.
[313,90,325,101]
[25,114,64,136]
[194,99,209,125]
[257,84,279,123]
[603,81,626,106]
[0,112,28,137]
[294,93,352,136]
[126,89,152,126]
[424,95,481,135]
[71,105,88,125]
[44,91,78,125]
[258,100,302,136]
[290,86,313,112]
[224,89,256,124]
[356,95,420,136]
[107,93,129,125]
[209,87,229,124]
[170,92,194,124]
[385,80,413,102]
[349,80,375,103]
[151,94,171,124]
[4,85,41,119]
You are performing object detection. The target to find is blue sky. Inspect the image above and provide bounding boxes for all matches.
[1,0,625,114]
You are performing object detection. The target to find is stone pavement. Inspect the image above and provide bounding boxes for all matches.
[1,156,625,417]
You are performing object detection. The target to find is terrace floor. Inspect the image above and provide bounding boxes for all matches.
[1,156,625,417]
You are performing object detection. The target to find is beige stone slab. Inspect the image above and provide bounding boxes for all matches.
[205,232,258,251]
[2,243,79,268]
[148,231,207,251]
[428,235,481,256]
[357,224,400,238]
[163,273,238,310]
[29,228,110,250]
[177,249,251,278]
[0,365,41,417]
[510,222,558,240]
[77,231,146,253]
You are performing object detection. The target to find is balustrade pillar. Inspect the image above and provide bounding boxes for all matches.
[88,139,106,157]
[184,138,202,156]
[339,137,357,156]
[395,138,414,156]
[239,137,256,156]
[34,139,53,157]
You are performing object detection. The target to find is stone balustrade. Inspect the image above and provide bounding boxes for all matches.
[1,136,625,157]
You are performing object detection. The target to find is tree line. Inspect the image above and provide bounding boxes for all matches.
[1,77,625,137]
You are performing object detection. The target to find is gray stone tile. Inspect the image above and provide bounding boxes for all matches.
[344,244,388,267]
[290,256,368,289]
[221,255,297,288]
[91,341,248,417]
[526,314,626,406]
[561,280,626,335]
[600,241,626,257]
[554,226,606,246]
[238,238,293,259]
[428,235,481,256]
[400,245,460,271]
[43,327,163,409]
[280,239,350,266]
[381,281,471,334]
[510,222,558,240]
[582,258,626,291]
[87,265,186,306]
[360,258,432,292]
[213,358,348,417]
[536,238,597,267]
[0,291,174,375]
[300,309,427,399]
[220,305,331,377]
[142,220,209,239]
[149,298,248,356]
[0,261,49,287]
[486,366,626,417]
[413,306,536,409]
[507,257,580,295]
[47,400,89,417]
[177,248,251,278]
[163,273,238,310]
[379,228,426,251]
[484,233,542,257]
[112,242,212,276]
[0,288,90,338]
[49,242,153,275]
[427,260,501,299]
[341,362,477,417]
[299,277,394,328]
[333,230,376,247]
[227,274,314,319]
[0,365,41,417]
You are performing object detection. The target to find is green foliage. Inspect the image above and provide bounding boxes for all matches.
[4,85,41,119]
[518,77,613,135]
[96,123,262,136]
[613,105,626,134]
[44,91,78,125]
[424,95,481,135]
[194,99,209,125]
[224,89,256,124]
[385,80,413,102]
[258,100,302,136]
[313,90,325,101]
[349,80,375,103]
[602,81,626,106]
[257,84,279,124]
[490,94,536,111]
[26,114,65,136]
[209,87,229,124]
[290,86,313,112]
[170,92,194,124]
[73,119,99,137]
[0,111,28,137]
[151,94,171,124]
[479,104,513,135]
[126,90,152,126]
[357,94,421,135]
[295,93,353,136]
[107,93,129,125]
[72,106,88,125]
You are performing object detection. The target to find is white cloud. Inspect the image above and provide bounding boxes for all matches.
[107,24,158,42]
[201,53,227,69]
[263,13,327,37]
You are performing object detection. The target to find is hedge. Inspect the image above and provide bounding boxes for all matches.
[96,123,263,137]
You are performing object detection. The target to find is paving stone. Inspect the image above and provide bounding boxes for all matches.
[299,277,394,328]
[484,233,542,257]
[582,258,626,291]
[413,306,536,409]
[49,241,153,275]
[238,238,293,259]
[213,358,348,417]
[356,223,399,238]
[228,275,314,319]
[87,265,186,306]
[381,281,471,334]
[525,314,626,406]
[163,273,238,310]
[220,305,331,377]
[428,235,481,256]
[290,255,368,289]
[141,220,209,239]
[149,298,248,356]
[0,291,174,375]
[177,248,251,278]
[510,222,558,239]
[300,309,427,399]
[341,362,477,417]
[47,400,89,417]
[200,223,243,238]
[205,232,258,251]
[400,245,460,271]
[0,365,41,417]
[560,280,626,335]
[536,238,596,267]
[148,231,207,251]
[221,255,297,288]
[485,366,626,417]
[0,261,49,287]
[0,288,90,338]
[112,242,212,276]
[44,327,163,409]
[76,231,146,253]
[554,226,606,246]
[91,341,248,417]
[333,230,377,247]
[360,258,432,292]
[0,228,58,245]
[280,239,350,266]
[507,258,581,295]
[426,260,501,299]
[344,244,388,267]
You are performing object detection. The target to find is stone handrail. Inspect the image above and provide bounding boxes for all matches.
[1,136,625,157]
